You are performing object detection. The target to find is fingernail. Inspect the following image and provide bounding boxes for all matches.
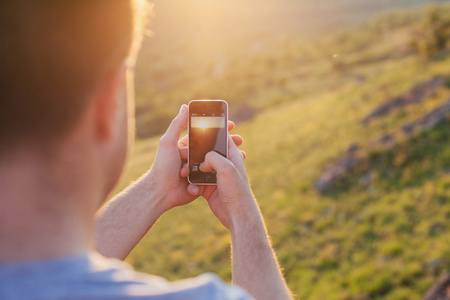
[179,105,186,114]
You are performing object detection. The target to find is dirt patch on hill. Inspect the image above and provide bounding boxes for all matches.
[423,273,450,300]
[363,76,443,125]
[315,76,450,193]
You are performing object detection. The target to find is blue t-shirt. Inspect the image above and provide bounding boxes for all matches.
[0,252,251,300]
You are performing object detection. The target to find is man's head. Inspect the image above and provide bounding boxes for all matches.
[0,0,148,199]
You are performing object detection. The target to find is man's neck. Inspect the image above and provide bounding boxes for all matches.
[0,145,99,262]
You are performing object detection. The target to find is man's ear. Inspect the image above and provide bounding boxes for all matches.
[93,64,127,142]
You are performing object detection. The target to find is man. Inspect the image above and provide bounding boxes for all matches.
[0,1,292,299]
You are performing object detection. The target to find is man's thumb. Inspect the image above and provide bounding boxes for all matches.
[160,105,188,145]
[200,151,235,176]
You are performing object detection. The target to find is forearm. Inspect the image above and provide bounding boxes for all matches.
[230,201,292,300]
[95,172,166,260]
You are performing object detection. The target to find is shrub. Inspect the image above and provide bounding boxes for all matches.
[410,6,450,60]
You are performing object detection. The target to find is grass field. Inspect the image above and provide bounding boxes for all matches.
[114,2,450,299]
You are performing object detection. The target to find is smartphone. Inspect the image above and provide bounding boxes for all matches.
[188,100,228,185]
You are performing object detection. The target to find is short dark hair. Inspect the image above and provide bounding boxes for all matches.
[0,0,146,149]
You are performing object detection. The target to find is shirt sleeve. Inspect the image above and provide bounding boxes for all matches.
[132,272,253,300]
[190,273,253,300]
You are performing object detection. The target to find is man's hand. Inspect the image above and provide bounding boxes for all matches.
[147,104,194,211]
[179,134,250,230]
[150,104,244,213]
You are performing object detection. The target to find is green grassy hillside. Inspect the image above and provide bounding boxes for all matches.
[116,4,450,299]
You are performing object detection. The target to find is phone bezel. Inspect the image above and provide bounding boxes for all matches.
[187,99,229,185]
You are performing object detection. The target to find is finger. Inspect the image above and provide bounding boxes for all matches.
[178,135,188,147]
[227,135,246,171]
[231,134,243,147]
[180,163,189,177]
[187,184,201,196]
[228,134,243,158]
[228,120,235,131]
[160,105,188,146]
[200,151,236,174]
[241,150,247,159]
[179,146,188,160]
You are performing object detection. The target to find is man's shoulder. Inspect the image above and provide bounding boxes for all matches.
[0,252,251,300]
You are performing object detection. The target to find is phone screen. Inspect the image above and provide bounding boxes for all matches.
[188,100,228,184]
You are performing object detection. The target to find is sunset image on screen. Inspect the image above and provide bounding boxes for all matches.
[191,117,225,129]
